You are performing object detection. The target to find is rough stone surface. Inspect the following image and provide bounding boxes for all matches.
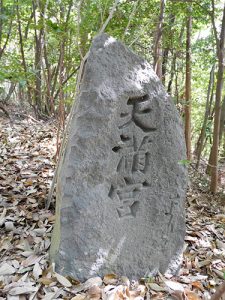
[50,34,187,281]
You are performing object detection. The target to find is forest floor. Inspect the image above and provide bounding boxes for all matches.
[0,115,225,300]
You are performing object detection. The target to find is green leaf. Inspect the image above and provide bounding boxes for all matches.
[178,159,191,166]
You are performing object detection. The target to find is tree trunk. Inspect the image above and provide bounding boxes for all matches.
[0,0,13,60]
[185,10,192,161]
[223,130,225,156]
[2,82,16,104]
[153,0,165,80]
[219,96,225,142]
[43,42,54,115]
[0,103,10,118]
[162,14,175,85]
[162,48,169,85]
[195,64,215,168]
[16,0,33,109]
[33,0,43,115]
[210,3,225,193]
[0,0,2,47]
[167,24,185,95]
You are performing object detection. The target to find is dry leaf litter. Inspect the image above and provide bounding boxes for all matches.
[0,116,224,300]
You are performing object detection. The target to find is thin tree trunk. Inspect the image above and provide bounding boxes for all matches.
[162,14,175,85]
[223,130,225,156]
[24,11,34,39]
[122,0,139,40]
[77,0,87,59]
[0,19,12,60]
[167,24,185,94]
[195,64,215,168]
[175,69,179,103]
[56,41,65,159]
[50,0,72,100]
[33,0,43,115]
[16,0,33,108]
[219,96,225,142]
[153,0,165,79]
[167,52,176,94]
[162,48,169,85]
[53,66,79,101]
[0,0,3,47]
[51,56,61,98]
[0,103,10,118]
[3,82,16,104]
[210,2,225,193]
[55,1,72,157]
[185,9,192,161]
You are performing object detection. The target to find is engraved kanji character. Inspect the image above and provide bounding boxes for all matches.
[119,94,157,133]
[117,200,139,218]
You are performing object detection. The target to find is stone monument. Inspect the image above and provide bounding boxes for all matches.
[50,34,187,281]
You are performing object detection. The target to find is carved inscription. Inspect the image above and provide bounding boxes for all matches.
[109,94,157,218]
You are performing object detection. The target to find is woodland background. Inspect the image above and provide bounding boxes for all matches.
[0,0,225,298]
[1,0,225,192]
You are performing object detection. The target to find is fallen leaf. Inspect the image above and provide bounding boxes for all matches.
[191,281,204,291]
[216,239,225,250]
[54,272,72,287]
[3,281,39,295]
[33,227,46,236]
[5,221,15,231]
[87,285,102,300]
[17,266,33,274]
[21,254,42,267]
[38,277,55,285]
[103,274,118,285]
[48,215,56,222]
[120,276,130,287]
[9,286,38,295]
[198,259,211,268]
[72,277,102,293]
[0,262,16,275]
[150,292,165,300]
[33,262,42,279]
[185,291,201,300]
[213,269,225,279]
[148,282,167,292]
[171,290,184,300]
[0,207,7,226]
[42,292,57,300]
[129,288,146,300]
[71,294,87,300]
[165,280,185,292]
[24,179,33,186]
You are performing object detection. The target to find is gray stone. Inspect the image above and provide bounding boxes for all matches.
[50,34,187,281]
